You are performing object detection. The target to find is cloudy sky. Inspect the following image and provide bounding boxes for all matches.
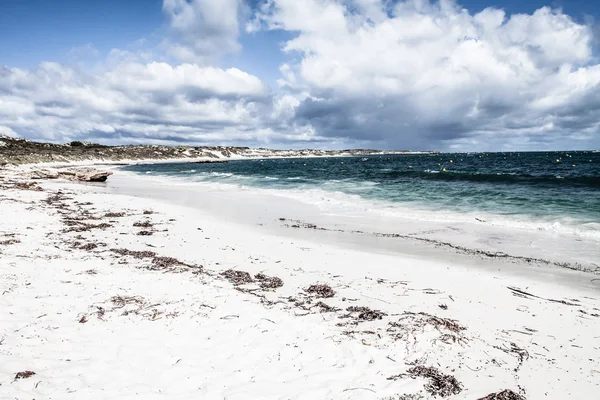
[1,0,600,151]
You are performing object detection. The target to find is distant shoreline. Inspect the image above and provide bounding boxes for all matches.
[0,135,436,165]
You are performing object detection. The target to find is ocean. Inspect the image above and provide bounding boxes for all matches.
[122,151,600,240]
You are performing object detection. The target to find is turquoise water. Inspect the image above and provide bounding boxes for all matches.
[122,151,600,237]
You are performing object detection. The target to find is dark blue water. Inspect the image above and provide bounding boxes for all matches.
[122,151,600,238]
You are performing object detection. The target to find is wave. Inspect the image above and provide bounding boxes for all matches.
[119,167,600,241]
[382,170,600,188]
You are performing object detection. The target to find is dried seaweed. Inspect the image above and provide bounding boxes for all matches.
[137,230,154,236]
[0,238,20,245]
[221,269,253,285]
[347,306,387,321]
[110,248,157,259]
[110,248,200,273]
[389,312,465,334]
[255,273,283,290]
[111,295,145,308]
[133,220,153,228]
[388,366,462,398]
[477,390,526,400]
[493,342,529,372]
[0,180,43,192]
[14,371,36,380]
[79,243,98,251]
[305,283,335,298]
[150,257,182,269]
[105,212,125,218]
[380,394,425,400]
[313,301,340,313]
[63,222,112,233]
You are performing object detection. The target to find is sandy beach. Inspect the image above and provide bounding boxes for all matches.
[1,165,599,400]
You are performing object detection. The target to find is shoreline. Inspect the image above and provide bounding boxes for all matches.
[1,167,600,399]
[108,168,600,276]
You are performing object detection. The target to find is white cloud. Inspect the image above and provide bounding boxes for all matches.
[0,61,311,145]
[162,0,246,63]
[254,0,600,150]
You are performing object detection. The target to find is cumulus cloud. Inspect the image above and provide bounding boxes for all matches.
[254,0,600,150]
[162,0,247,63]
[0,61,306,145]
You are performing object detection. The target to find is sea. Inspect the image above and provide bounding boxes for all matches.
[122,151,600,241]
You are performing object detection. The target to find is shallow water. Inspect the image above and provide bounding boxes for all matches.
[122,152,600,240]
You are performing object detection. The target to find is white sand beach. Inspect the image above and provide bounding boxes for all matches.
[1,166,599,400]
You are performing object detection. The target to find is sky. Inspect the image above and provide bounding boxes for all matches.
[1,0,600,151]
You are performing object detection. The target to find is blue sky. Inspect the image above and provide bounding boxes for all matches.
[2,0,598,68]
[1,0,599,150]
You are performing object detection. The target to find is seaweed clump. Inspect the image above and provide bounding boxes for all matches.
[305,283,335,298]
[388,366,462,398]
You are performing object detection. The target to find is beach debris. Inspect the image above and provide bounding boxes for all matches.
[493,342,529,372]
[143,210,155,215]
[381,394,425,400]
[221,269,254,285]
[150,257,181,270]
[388,366,462,398]
[313,301,340,313]
[63,222,112,233]
[81,295,173,321]
[343,329,377,336]
[79,243,98,251]
[255,273,283,290]
[110,248,201,273]
[14,371,36,380]
[507,286,579,306]
[105,212,125,218]
[111,295,145,308]
[133,220,153,228]
[438,304,448,310]
[111,248,157,259]
[387,312,467,346]
[137,230,154,236]
[391,312,465,333]
[44,191,72,205]
[305,283,335,298]
[347,306,387,321]
[2,181,44,191]
[477,390,526,400]
[0,238,21,245]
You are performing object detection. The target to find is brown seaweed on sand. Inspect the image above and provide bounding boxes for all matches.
[477,390,526,400]
[110,248,157,259]
[347,306,387,321]
[133,220,153,228]
[63,222,112,233]
[221,269,254,285]
[14,371,36,380]
[105,212,125,218]
[388,366,462,398]
[255,273,284,290]
[0,238,21,245]
[305,283,335,298]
